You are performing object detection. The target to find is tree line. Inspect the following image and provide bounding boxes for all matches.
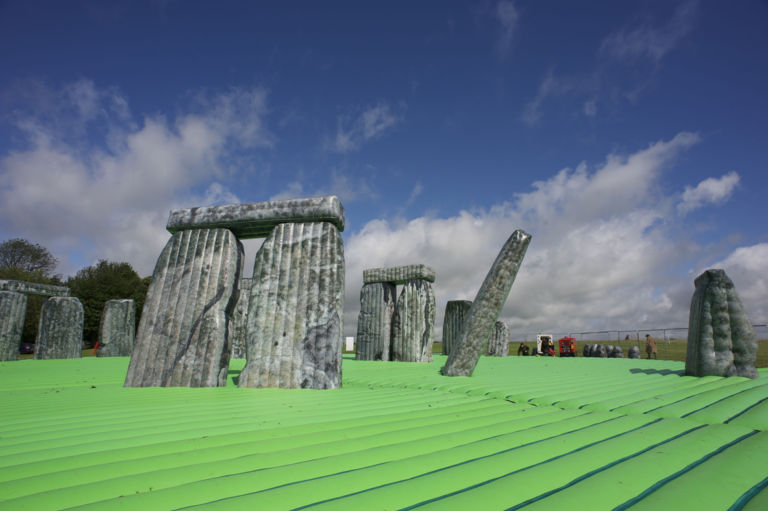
[0,238,150,347]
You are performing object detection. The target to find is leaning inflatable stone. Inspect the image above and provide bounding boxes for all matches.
[356,282,397,361]
[628,346,641,359]
[239,221,344,389]
[125,228,242,387]
[443,229,531,377]
[97,299,135,357]
[0,291,27,361]
[35,297,84,359]
[391,279,436,362]
[685,269,758,379]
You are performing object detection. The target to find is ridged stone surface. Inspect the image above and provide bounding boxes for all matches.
[0,291,27,361]
[487,321,509,357]
[231,278,252,359]
[166,196,345,239]
[363,264,436,285]
[35,297,83,359]
[124,228,243,387]
[443,229,531,376]
[391,279,435,362]
[239,222,345,389]
[356,282,396,361]
[0,279,70,297]
[97,299,135,357]
[442,300,472,356]
[685,269,758,379]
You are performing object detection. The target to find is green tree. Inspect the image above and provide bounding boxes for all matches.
[67,261,150,347]
[0,238,62,343]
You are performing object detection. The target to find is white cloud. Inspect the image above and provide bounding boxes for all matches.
[678,171,740,215]
[343,132,728,339]
[600,0,698,63]
[330,102,403,153]
[521,70,564,125]
[0,81,272,276]
[495,1,519,56]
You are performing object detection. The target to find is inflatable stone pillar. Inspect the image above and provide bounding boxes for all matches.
[231,277,252,359]
[125,228,242,387]
[685,269,758,379]
[0,291,27,361]
[35,297,84,359]
[442,300,472,356]
[391,279,436,362]
[487,321,509,357]
[443,229,531,377]
[356,282,396,361]
[97,299,135,357]
[239,222,344,389]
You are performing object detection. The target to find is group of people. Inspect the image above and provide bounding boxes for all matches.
[514,334,659,359]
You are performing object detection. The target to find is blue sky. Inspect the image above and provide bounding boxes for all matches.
[1,0,766,336]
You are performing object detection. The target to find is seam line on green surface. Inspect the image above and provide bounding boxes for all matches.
[393,418,662,511]
[724,396,768,424]
[679,386,768,419]
[727,475,768,511]
[503,424,706,510]
[612,430,758,511]
[641,380,749,415]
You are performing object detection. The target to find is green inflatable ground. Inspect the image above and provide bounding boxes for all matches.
[1,355,767,510]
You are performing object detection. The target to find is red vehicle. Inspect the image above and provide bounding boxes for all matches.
[558,337,577,357]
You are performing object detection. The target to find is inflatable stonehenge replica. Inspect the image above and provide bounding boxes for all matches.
[356,264,436,362]
[0,279,83,361]
[124,196,345,389]
[96,299,136,357]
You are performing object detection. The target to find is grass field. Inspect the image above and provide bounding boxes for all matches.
[1,355,767,509]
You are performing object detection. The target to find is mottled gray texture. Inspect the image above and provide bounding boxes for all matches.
[605,345,615,358]
[628,346,641,359]
[443,230,531,376]
[685,269,758,379]
[166,195,345,238]
[391,279,436,362]
[35,297,83,359]
[125,228,242,387]
[594,344,607,358]
[97,299,135,357]
[230,278,252,359]
[355,282,396,361]
[613,346,624,358]
[442,300,472,356]
[0,291,27,361]
[0,279,70,297]
[583,344,593,357]
[487,321,509,357]
[239,222,344,389]
[363,264,436,285]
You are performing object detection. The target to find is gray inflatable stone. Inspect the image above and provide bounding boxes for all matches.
[606,345,616,358]
[239,222,344,389]
[230,278,252,359]
[583,343,592,357]
[97,299,135,357]
[685,269,758,379]
[442,300,472,356]
[0,279,70,297]
[594,344,607,358]
[391,279,436,362]
[443,230,531,376]
[125,228,242,387]
[356,282,396,361]
[628,346,641,359]
[363,264,436,285]
[613,345,624,358]
[35,297,83,359]
[487,321,509,357]
[167,195,345,239]
[0,291,27,361]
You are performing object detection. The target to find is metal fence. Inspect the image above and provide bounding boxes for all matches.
[509,325,768,361]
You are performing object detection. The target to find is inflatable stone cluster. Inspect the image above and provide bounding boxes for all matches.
[583,343,624,358]
[355,264,436,362]
[124,196,345,389]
